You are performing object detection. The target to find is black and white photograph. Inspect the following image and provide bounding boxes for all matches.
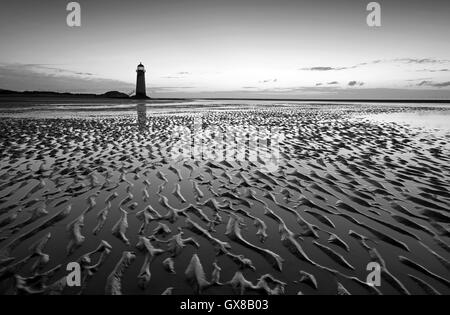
[0,0,449,301]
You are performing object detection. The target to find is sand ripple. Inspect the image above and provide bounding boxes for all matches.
[0,103,449,295]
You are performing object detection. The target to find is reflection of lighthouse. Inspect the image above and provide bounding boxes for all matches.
[137,104,147,131]
[135,63,148,99]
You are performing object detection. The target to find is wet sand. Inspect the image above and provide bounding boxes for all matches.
[0,101,449,295]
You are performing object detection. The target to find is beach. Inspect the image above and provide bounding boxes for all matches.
[0,100,449,295]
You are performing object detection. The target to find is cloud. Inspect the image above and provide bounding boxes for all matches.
[418,80,450,88]
[162,71,191,79]
[348,81,364,87]
[406,78,432,82]
[417,69,449,73]
[308,67,335,71]
[418,80,432,86]
[4,63,95,77]
[259,78,278,83]
[316,81,339,86]
[301,66,347,71]
[314,81,339,86]
[0,63,133,93]
[300,61,379,71]
[299,58,450,72]
[395,58,450,64]
[432,81,450,87]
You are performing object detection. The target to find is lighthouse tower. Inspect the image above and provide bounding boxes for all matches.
[135,63,148,99]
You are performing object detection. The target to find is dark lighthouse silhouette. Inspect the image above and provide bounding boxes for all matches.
[135,63,149,99]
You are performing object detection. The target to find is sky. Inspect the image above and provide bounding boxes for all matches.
[0,0,449,99]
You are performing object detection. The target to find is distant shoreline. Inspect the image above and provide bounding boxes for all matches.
[0,89,449,104]
[1,96,449,104]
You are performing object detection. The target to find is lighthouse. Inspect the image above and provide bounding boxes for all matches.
[135,63,148,99]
